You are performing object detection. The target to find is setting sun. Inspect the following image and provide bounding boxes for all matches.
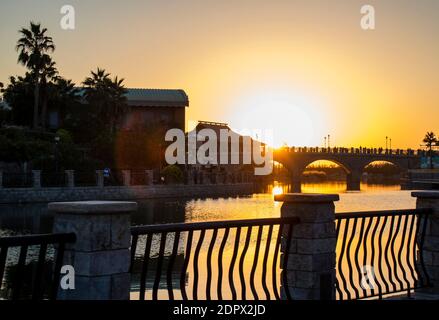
[227,87,327,148]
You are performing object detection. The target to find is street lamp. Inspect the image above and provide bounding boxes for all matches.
[54,136,60,173]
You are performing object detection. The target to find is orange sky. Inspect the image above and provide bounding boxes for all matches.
[1,0,439,148]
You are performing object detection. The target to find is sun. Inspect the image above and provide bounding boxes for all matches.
[227,87,326,148]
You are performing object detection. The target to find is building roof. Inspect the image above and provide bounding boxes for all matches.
[126,88,188,107]
[76,87,189,108]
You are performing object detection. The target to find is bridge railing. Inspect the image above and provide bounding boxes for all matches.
[278,146,426,156]
[335,208,431,300]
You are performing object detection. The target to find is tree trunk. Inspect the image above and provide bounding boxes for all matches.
[41,85,47,130]
[33,76,40,129]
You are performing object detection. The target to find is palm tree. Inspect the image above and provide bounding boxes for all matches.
[52,77,80,125]
[83,68,127,134]
[39,59,58,128]
[423,131,437,169]
[16,22,55,129]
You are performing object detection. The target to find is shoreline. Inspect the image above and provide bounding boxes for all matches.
[0,183,255,204]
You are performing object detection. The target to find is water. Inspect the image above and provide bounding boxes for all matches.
[0,182,417,300]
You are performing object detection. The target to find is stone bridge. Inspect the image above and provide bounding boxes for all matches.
[273,147,423,192]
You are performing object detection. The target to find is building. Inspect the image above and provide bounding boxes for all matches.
[48,88,189,131]
[121,88,188,131]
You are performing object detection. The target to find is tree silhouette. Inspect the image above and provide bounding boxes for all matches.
[423,131,437,169]
[16,22,55,129]
[82,68,128,134]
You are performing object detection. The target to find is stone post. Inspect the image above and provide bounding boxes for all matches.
[121,170,131,186]
[145,170,153,185]
[412,191,439,292]
[346,172,361,191]
[49,201,137,300]
[274,193,338,300]
[291,168,302,193]
[65,170,75,188]
[32,170,41,189]
[96,170,104,188]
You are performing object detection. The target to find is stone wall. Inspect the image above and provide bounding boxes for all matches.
[0,183,254,204]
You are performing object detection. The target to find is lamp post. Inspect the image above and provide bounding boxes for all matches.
[54,136,60,173]
[385,136,388,151]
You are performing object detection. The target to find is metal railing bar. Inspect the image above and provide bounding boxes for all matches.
[335,208,431,220]
[180,230,193,300]
[205,228,218,300]
[192,229,205,300]
[131,217,300,234]
[152,232,167,300]
[228,227,241,300]
[0,233,76,247]
[261,225,273,300]
[249,225,263,300]
[216,228,229,300]
[166,231,180,300]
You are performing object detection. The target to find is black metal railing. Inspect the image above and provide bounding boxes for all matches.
[74,171,97,187]
[335,208,431,300]
[41,172,66,188]
[0,232,76,300]
[104,169,124,186]
[130,217,299,300]
[2,172,33,188]
[131,170,147,186]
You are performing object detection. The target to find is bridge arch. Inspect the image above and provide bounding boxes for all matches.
[272,148,416,193]
[362,160,404,185]
[301,159,352,175]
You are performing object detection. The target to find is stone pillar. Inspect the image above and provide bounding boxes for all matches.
[412,191,439,292]
[346,172,361,191]
[145,170,153,185]
[32,170,41,189]
[121,170,131,186]
[96,170,104,188]
[65,170,75,188]
[49,200,137,300]
[274,193,338,300]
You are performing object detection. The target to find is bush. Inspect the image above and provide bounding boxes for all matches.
[56,129,73,144]
[162,165,183,184]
